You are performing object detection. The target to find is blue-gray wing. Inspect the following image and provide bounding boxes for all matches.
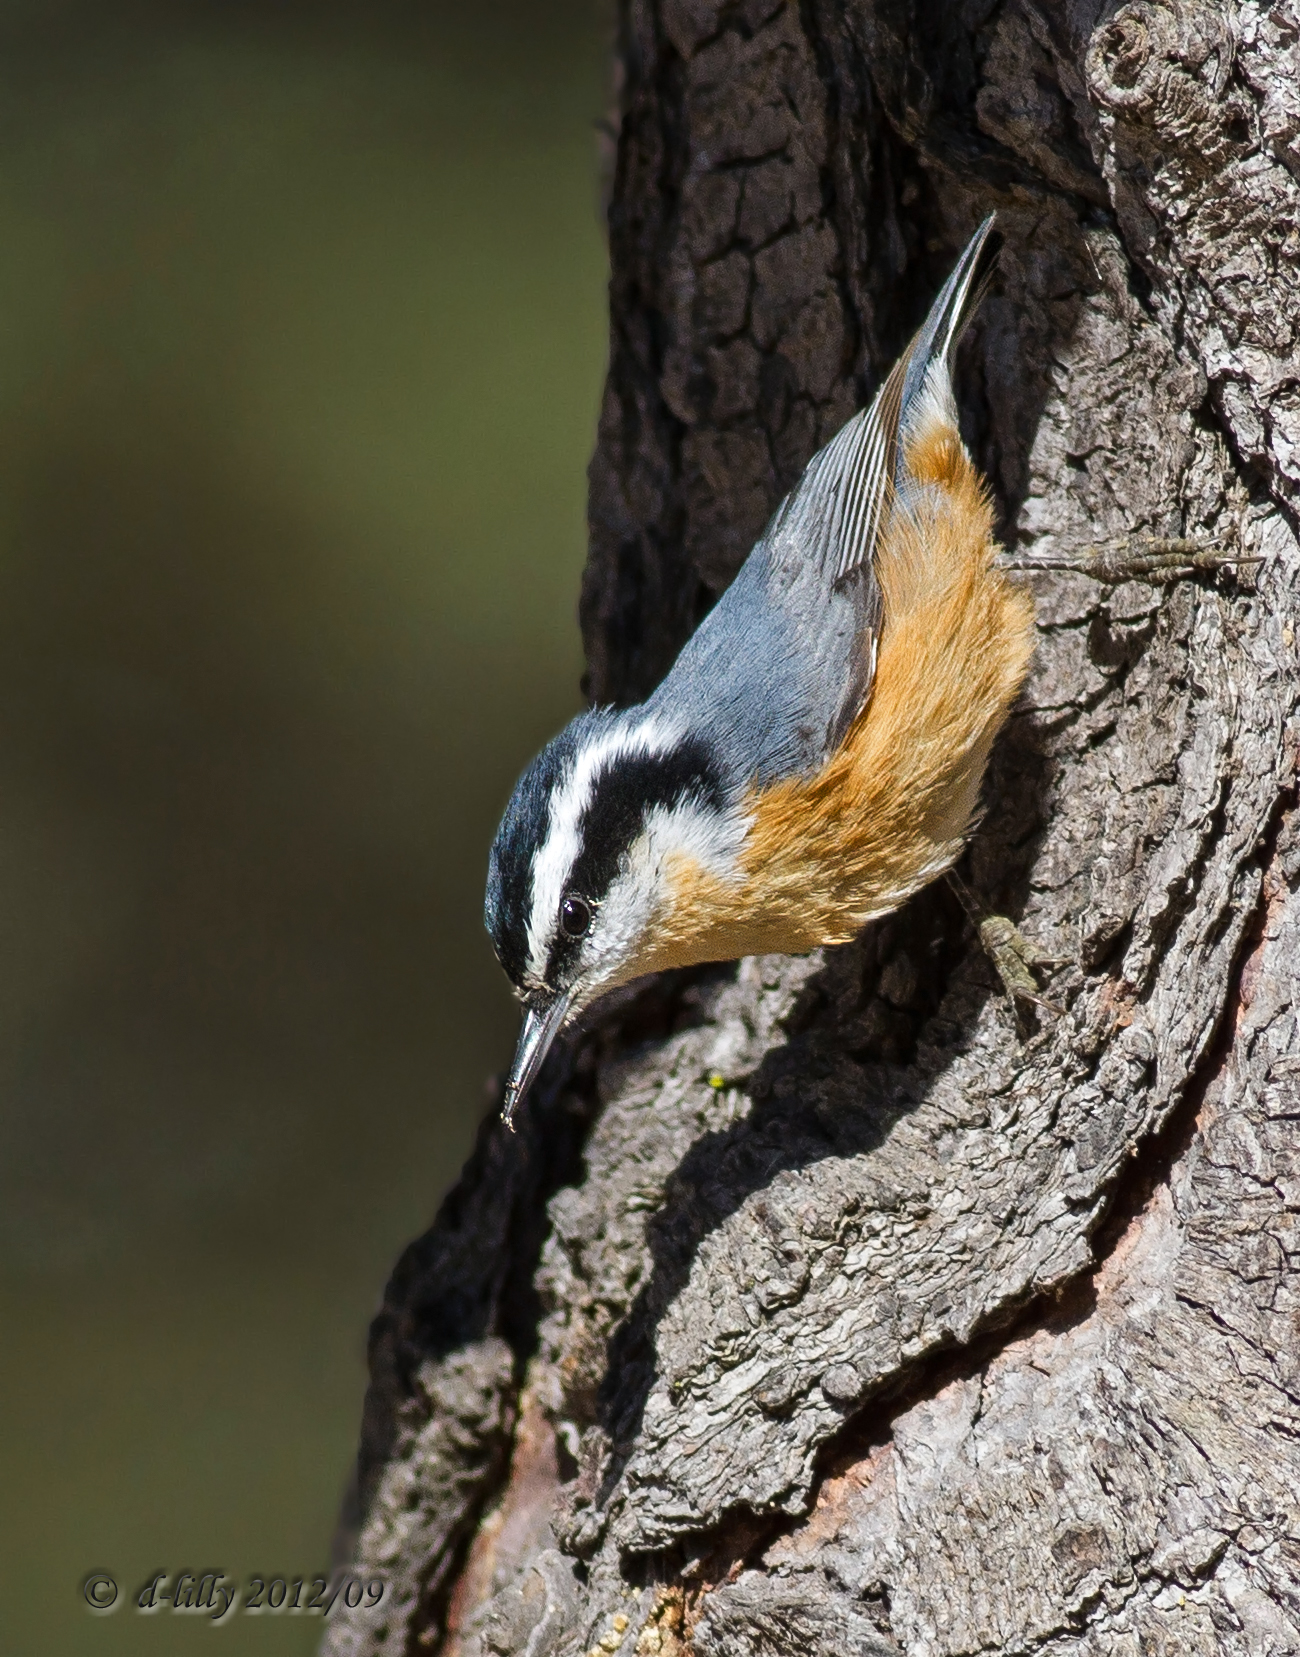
[648,216,999,790]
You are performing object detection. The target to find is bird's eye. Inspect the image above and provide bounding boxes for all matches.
[560,894,592,938]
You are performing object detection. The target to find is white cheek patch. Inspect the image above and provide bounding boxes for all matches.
[523,713,684,987]
[643,794,751,882]
[579,796,749,994]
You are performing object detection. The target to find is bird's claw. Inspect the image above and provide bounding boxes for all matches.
[1000,534,1263,586]
[977,914,1066,1015]
[946,873,1066,1017]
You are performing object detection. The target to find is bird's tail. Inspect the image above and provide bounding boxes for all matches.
[806,216,1000,588]
[895,214,1001,473]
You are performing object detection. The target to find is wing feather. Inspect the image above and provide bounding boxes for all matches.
[647,219,1002,789]
[772,357,903,587]
[774,214,1000,588]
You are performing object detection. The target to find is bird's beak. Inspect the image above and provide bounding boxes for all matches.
[502,990,574,1130]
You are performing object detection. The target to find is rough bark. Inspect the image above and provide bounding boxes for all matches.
[323,2,1300,1654]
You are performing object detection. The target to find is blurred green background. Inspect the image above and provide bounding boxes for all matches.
[0,1,608,1650]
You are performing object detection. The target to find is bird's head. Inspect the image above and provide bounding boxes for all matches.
[485,708,744,1123]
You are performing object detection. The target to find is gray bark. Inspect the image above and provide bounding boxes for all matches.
[323,2,1300,1653]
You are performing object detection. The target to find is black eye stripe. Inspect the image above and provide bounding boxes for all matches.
[544,736,726,983]
[485,711,607,989]
[572,739,726,901]
[486,716,730,995]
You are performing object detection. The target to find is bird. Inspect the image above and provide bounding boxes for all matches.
[485,216,1036,1126]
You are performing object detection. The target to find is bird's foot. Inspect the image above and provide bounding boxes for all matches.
[976,913,1066,1015]
[946,873,1065,1016]
[1000,533,1262,586]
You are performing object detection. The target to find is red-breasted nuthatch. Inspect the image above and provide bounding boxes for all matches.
[486,216,1036,1125]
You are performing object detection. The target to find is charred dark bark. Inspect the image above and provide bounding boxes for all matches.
[324,3,1300,1653]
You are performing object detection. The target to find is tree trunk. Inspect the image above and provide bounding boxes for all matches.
[323,2,1300,1653]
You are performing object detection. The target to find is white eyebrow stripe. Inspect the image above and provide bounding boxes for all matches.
[523,713,683,986]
